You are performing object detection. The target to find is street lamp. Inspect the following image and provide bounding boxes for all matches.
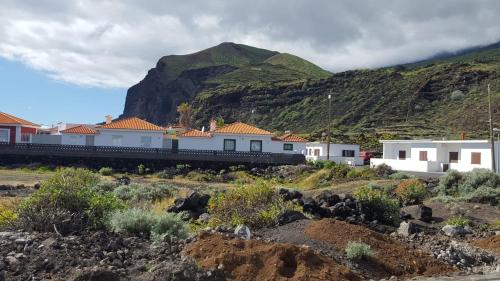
[494,128,500,173]
[327,91,332,161]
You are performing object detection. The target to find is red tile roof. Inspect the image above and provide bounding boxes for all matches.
[97,117,165,131]
[0,112,39,127]
[61,125,98,135]
[213,122,272,135]
[179,129,212,138]
[274,133,308,143]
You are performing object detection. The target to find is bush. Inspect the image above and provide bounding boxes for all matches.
[0,206,17,227]
[185,170,216,182]
[99,167,113,176]
[108,208,187,241]
[310,160,335,169]
[346,169,361,179]
[354,185,400,226]
[395,179,427,205]
[137,164,146,175]
[113,183,176,202]
[444,216,470,227]
[17,168,126,232]
[435,169,499,204]
[389,172,411,180]
[330,163,352,179]
[208,181,300,228]
[345,241,373,261]
[373,163,394,178]
[156,168,177,179]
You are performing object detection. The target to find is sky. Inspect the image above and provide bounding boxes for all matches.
[1,0,499,125]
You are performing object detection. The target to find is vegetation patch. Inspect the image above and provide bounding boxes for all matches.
[354,185,400,226]
[345,241,373,261]
[434,169,499,204]
[395,179,427,205]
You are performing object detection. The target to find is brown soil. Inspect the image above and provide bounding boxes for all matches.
[472,234,500,254]
[305,219,454,279]
[184,232,361,281]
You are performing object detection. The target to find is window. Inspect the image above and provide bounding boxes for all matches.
[21,133,31,142]
[342,150,355,157]
[141,136,152,148]
[398,150,406,160]
[283,143,293,151]
[449,152,459,163]
[250,140,262,152]
[314,149,320,156]
[419,151,428,161]
[471,152,481,164]
[112,135,123,146]
[0,129,9,143]
[223,139,236,151]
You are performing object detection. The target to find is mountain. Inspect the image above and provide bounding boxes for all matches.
[122,41,500,147]
[121,42,330,124]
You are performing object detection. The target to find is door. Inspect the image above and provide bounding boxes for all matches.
[172,139,179,151]
[85,135,95,146]
[0,129,9,143]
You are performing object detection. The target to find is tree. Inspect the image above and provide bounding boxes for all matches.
[177,103,192,128]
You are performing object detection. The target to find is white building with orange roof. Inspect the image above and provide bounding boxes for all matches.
[60,116,166,148]
[0,112,40,144]
[178,121,307,154]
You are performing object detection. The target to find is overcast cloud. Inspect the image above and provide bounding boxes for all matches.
[1,0,499,88]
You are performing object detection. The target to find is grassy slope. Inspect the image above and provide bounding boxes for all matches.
[264,53,331,78]
[191,44,500,145]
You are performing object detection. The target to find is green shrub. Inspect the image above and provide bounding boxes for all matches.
[354,185,400,226]
[444,216,470,227]
[345,241,373,261]
[358,167,377,179]
[156,168,176,179]
[373,163,394,178]
[395,179,427,205]
[389,172,411,180]
[0,207,17,227]
[99,167,113,176]
[310,160,335,169]
[91,182,118,193]
[18,168,125,232]
[108,208,187,240]
[208,181,300,228]
[185,171,216,182]
[137,164,146,175]
[346,169,361,179]
[113,183,176,202]
[435,169,499,204]
[330,163,352,179]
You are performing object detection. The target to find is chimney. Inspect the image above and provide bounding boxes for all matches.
[105,115,112,125]
[209,118,217,131]
[460,132,465,140]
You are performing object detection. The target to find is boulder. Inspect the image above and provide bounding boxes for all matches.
[277,210,308,225]
[197,213,211,224]
[397,221,417,237]
[234,225,251,240]
[314,191,340,207]
[404,205,433,222]
[441,225,471,237]
[278,188,303,201]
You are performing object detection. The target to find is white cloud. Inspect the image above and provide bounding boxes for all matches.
[0,0,499,88]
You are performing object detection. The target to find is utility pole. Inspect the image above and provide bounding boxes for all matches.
[488,84,496,172]
[327,90,332,161]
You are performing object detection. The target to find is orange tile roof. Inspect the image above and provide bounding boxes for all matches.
[179,129,212,138]
[213,122,272,135]
[0,112,39,127]
[97,117,165,131]
[61,125,98,135]
[274,133,308,143]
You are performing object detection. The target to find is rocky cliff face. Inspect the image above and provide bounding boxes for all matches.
[122,64,237,125]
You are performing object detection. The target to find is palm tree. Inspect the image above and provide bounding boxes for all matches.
[177,102,192,128]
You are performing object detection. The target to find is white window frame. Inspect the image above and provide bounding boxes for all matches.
[112,135,124,147]
[0,129,10,143]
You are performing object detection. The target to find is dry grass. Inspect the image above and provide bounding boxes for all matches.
[296,169,331,190]
[0,169,52,186]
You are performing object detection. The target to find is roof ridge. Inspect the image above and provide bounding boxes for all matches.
[0,112,40,127]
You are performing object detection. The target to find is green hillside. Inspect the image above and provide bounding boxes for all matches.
[265,53,331,78]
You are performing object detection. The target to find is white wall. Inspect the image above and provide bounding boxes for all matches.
[94,130,163,148]
[61,134,87,146]
[305,143,363,165]
[33,134,61,145]
[179,134,306,154]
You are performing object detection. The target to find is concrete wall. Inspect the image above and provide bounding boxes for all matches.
[304,143,363,165]
[61,134,87,146]
[179,134,305,154]
[32,134,61,145]
[94,130,163,148]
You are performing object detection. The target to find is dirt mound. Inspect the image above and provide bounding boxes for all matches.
[472,234,500,254]
[305,219,454,279]
[184,232,361,281]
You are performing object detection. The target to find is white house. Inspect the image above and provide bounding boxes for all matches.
[178,121,307,154]
[60,117,166,148]
[305,142,363,165]
[370,139,500,173]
